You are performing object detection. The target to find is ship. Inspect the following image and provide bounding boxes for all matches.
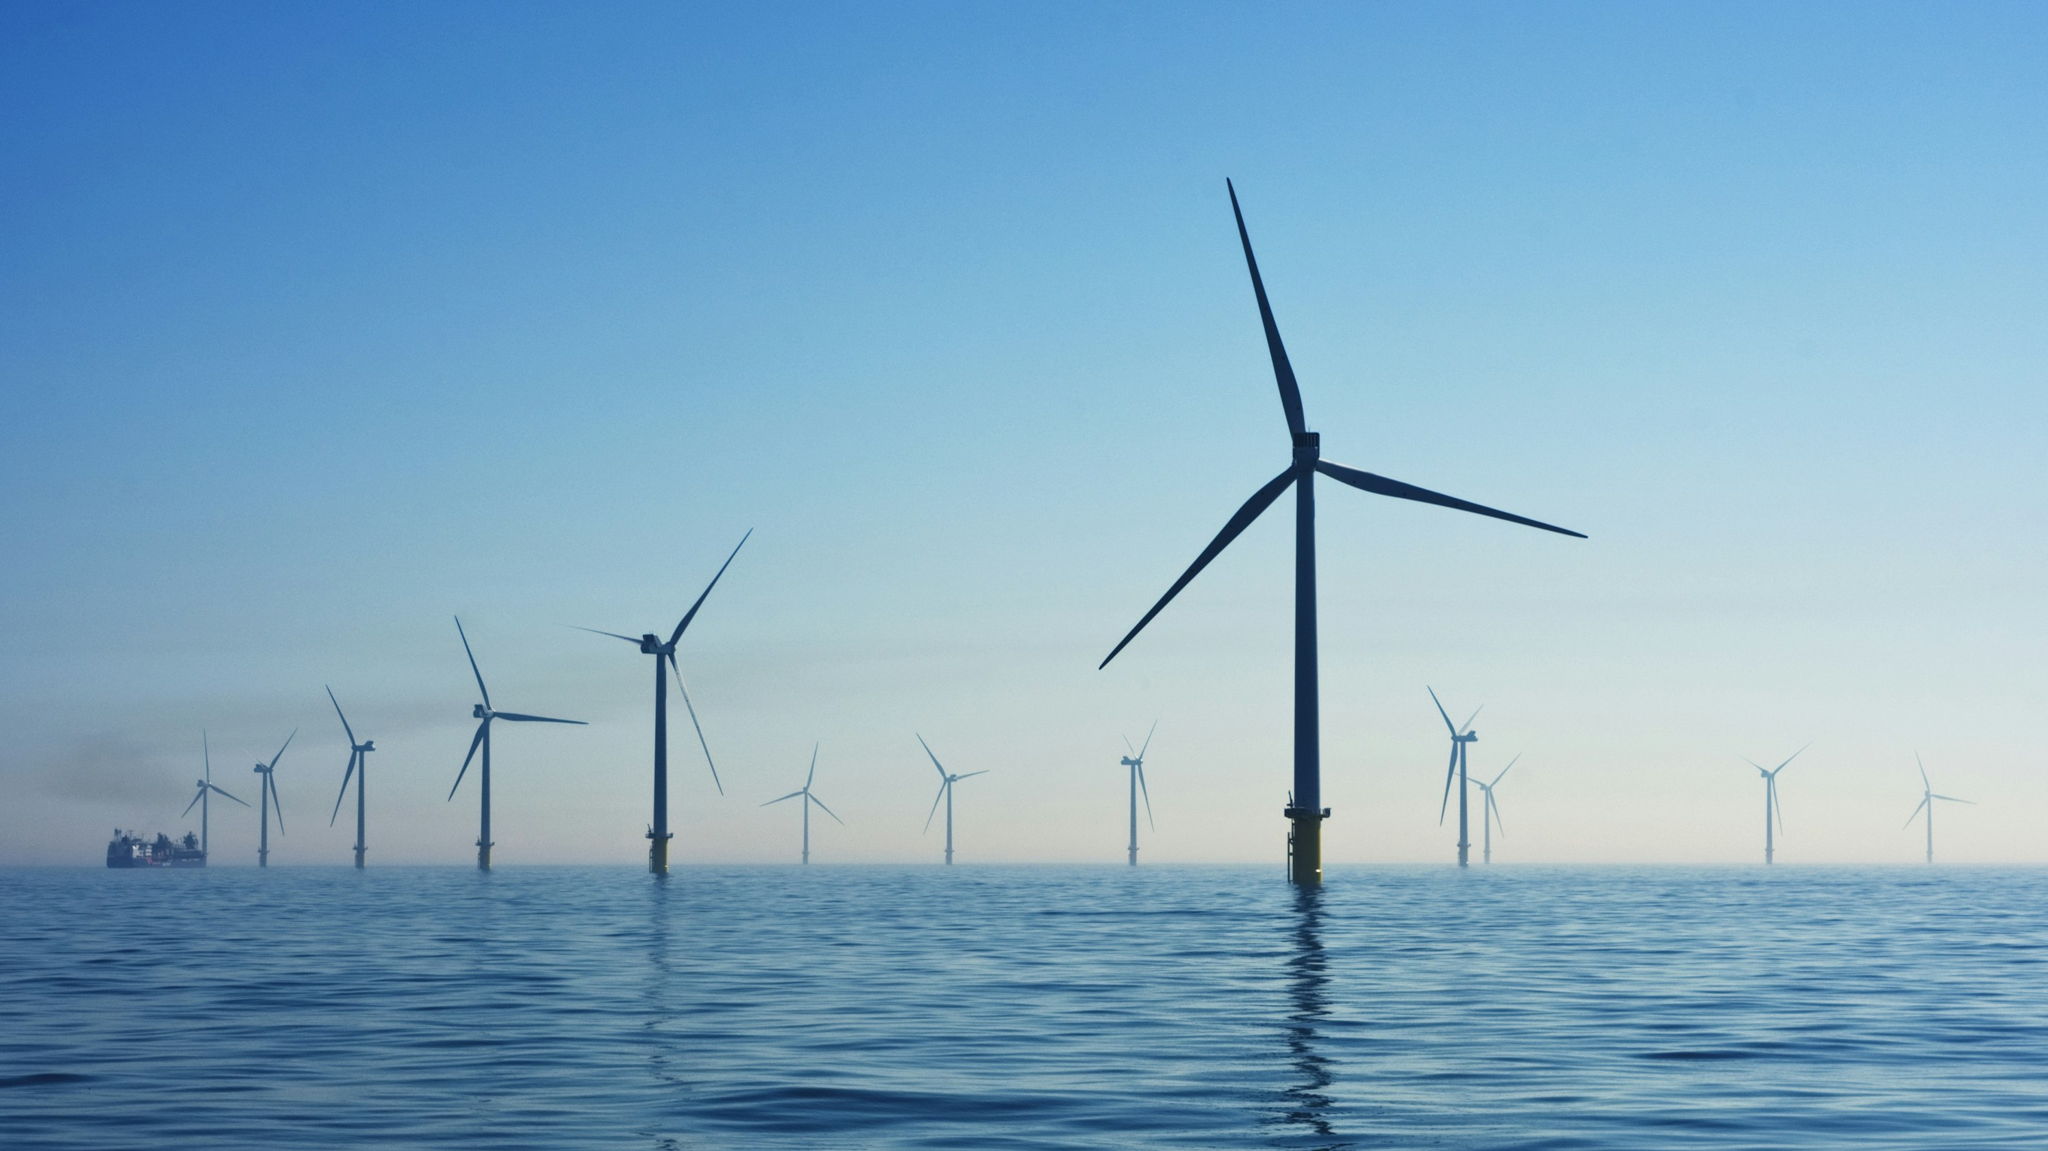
[106,829,206,868]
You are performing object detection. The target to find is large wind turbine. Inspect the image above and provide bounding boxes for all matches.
[1905,753,1973,864]
[1428,688,1482,867]
[762,744,843,864]
[449,617,586,871]
[917,735,987,866]
[1098,181,1586,885]
[1469,754,1518,865]
[1743,744,1807,865]
[251,730,294,868]
[324,686,375,869]
[1119,723,1157,866]
[180,731,248,862]
[576,531,748,875]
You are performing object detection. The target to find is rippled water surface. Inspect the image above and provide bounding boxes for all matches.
[3,865,2045,1149]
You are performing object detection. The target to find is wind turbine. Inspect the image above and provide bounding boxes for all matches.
[324,686,375,869]
[1119,723,1157,866]
[1098,180,1586,885]
[251,730,294,868]
[1428,688,1482,867]
[762,743,842,864]
[1905,753,1973,864]
[917,735,987,866]
[448,616,586,871]
[1743,744,1807,865]
[180,731,248,862]
[1469,754,1518,865]
[576,532,749,875]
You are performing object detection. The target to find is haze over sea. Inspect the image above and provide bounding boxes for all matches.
[4,866,2044,1150]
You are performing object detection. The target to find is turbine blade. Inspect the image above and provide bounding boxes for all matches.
[268,774,284,836]
[954,770,990,781]
[1225,178,1306,439]
[666,651,721,794]
[571,626,644,645]
[809,793,845,825]
[325,684,357,747]
[1491,754,1520,787]
[1123,734,1136,756]
[1904,797,1928,828]
[1137,719,1158,761]
[203,730,211,783]
[454,616,491,710]
[329,753,357,827]
[1315,460,1586,539]
[1771,776,1786,833]
[806,743,818,790]
[266,728,296,771]
[1916,751,1929,791]
[494,711,587,725]
[209,783,250,807]
[761,790,804,807]
[669,529,752,647]
[917,734,948,780]
[1427,686,1457,735]
[1461,705,1483,733]
[1932,794,1974,804]
[1489,791,1505,836]
[1438,745,1458,823]
[923,782,946,833]
[1099,467,1296,669]
[1138,764,1154,831]
[1774,742,1811,774]
[448,721,487,800]
[182,789,202,818]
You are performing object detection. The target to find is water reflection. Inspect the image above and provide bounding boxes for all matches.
[1271,887,1353,1149]
[641,880,683,1151]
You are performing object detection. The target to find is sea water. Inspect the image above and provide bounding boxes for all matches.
[2,865,2044,1149]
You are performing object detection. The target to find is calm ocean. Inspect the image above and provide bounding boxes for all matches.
[2,865,2043,1149]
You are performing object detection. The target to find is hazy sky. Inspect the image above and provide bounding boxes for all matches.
[4,2,2043,867]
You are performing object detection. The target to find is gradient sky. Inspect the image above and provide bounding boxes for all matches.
[4,1,2043,867]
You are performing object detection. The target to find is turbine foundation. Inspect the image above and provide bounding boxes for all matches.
[1285,805,1329,885]
[648,829,673,875]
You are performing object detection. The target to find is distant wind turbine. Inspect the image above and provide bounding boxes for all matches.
[1428,688,1482,867]
[1469,755,1518,865]
[1098,180,1585,886]
[1119,723,1157,866]
[180,731,248,862]
[251,730,294,868]
[448,616,586,871]
[576,530,749,875]
[1905,753,1973,864]
[1743,744,1807,865]
[917,735,987,866]
[324,686,376,869]
[762,743,842,864]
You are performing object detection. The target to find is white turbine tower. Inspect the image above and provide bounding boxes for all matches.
[917,735,987,866]
[762,744,843,864]
[1905,753,1973,864]
[1469,754,1518,865]
[1119,722,1157,866]
[1743,744,1806,865]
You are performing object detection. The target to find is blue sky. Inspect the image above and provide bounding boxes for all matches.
[3,1,2044,866]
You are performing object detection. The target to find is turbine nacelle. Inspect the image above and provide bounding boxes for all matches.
[472,703,491,720]
[1119,756,1140,767]
[357,740,376,752]
[638,634,663,654]
[1292,430,1320,464]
